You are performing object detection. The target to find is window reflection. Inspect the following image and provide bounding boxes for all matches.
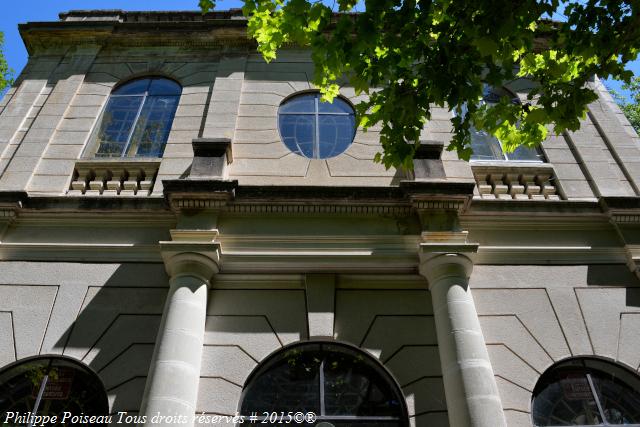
[90,77,181,158]
[0,357,109,426]
[278,93,356,159]
[468,86,544,162]
[532,358,640,426]
[240,342,407,427]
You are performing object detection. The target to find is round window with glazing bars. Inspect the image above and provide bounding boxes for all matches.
[278,93,356,159]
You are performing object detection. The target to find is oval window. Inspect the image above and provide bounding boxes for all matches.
[278,93,356,159]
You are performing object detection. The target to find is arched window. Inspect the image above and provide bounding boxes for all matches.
[240,342,408,427]
[88,77,181,158]
[278,93,356,159]
[467,85,544,162]
[532,358,640,426]
[0,356,109,423]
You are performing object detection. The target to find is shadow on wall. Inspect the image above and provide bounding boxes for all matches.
[52,263,169,424]
[586,264,640,308]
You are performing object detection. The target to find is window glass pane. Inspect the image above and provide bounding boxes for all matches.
[240,346,322,414]
[470,130,503,161]
[590,371,640,424]
[279,114,315,158]
[323,346,403,417]
[95,96,144,157]
[128,95,180,157]
[506,145,543,161]
[318,115,355,158]
[0,358,109,422]
[148,78,182,96]
[280,95,316,114]
[112,79,151,96]
[532,370,602,426]
[318,97,354,114]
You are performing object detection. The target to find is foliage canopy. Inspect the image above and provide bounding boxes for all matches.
[0,32,13,95]
[209,1,639,168]
[611,76,640,134]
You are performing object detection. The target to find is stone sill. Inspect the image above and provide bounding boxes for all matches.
[471,162,563,201]
[68,158,161,197]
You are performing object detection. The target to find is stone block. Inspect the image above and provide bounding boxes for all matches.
[213,78,243,91]
[327,156,396,177]
[161,143,195,159]
[51,131,89,145]
[58,118,96,132]
[231,142,289,159]
[157,157,192,175]
[171,116,203,131]
[175,104,206,118]
[553,163,586,180]
[443,160,474,179]
[35,159,76,175]
[178,92,209,105]
[28,174,71,193]
[30,115,62,130]
[0,171,32,190]
[211,90,241,103]
[39,103,69,116]
[235,116,275,131]
[72,94,108,107]
[237,104,277,117]
[66,105,102,119]
[243,81,295,97]
[559,179,595,199]
[543,148,576,163]
[166,130,199,144]
[207,102,241,115]
[240,92,284,106]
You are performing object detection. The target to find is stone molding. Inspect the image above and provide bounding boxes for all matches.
[418,243,478,286]
[159,242,221,282]
[471,163,562,200]
[69,159,161,197]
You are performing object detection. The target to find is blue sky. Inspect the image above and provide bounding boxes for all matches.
[1,0,638,101]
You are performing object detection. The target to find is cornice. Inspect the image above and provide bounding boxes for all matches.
[19,20,255,55]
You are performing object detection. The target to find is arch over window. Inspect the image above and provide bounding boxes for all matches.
[532,357,640,426]
[467,85,544,162]
[278,93,356,159]
[240,341,408,427]
[0,356,109,422]
[88,77,181,158]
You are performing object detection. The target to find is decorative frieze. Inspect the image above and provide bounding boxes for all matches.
[472,164,562,200]
[67,160,160,196]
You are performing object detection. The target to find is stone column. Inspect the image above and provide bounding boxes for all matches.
[140,243,220,427]
[419,247,506,427]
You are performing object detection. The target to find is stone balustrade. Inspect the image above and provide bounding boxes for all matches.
[67,159,161,196]
[472,164,562,200]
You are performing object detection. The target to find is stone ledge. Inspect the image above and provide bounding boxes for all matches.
[471,163,562,200]
[68,159,161,197]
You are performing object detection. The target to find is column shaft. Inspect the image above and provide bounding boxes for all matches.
[422,254,506,427]
[140,274,209,427]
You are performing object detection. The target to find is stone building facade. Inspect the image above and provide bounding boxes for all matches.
[1,9,640,427]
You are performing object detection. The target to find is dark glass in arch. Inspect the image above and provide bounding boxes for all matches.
[532,358,640,426]
[0,357,109,426]
[240,342,407,427]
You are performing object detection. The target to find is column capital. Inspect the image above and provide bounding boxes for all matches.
[160,241,221,283]
[418,242,478,287]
